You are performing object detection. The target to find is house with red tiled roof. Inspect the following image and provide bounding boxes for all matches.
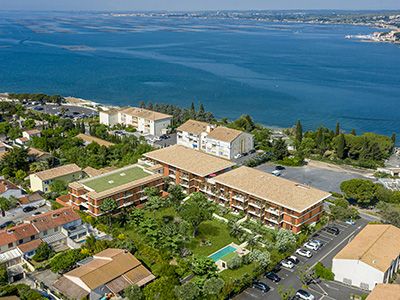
[22,129,41,140]
[0,223,39,253]
[0,179,24,199]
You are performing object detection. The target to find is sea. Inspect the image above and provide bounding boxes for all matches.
[0,11,399,136]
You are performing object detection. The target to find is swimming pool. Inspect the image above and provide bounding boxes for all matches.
[209,245,237,262]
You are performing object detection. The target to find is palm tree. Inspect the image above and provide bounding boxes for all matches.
[100,198,118,226]
[30,161,49,173]
[247,235,259,250]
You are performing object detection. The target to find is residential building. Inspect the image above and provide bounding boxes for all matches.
[22,129,41,140]
[0,207,85,254]
[18,192,46,208]
[14,137,29,147]
[0,179,24,199]
[366,284,400,300]
[27,147,52,162]
[0,248,25,283]
[54,248,155,300]
[332,224,400,290]
[142,144,236,193]
[76,133,115,148]
[29,163,83,192]
[68,164,164,216]
[177,119,254,160]
[209,166,329,233]
[142,146,329,233]
[99,107,172,136]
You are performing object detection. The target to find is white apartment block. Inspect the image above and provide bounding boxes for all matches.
[99,107,172,137]
[177,119,254,160]
[332,224,400,291]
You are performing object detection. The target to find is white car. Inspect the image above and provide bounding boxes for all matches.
[280,259,294,269]
[296,248,313,258]
[304,242,319,251]
[309,239,322,247]
[345,219,356,225]
[234,153,243,159]
[271,170,281,176]
[296,289,315,300]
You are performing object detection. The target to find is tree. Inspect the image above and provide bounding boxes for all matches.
[124,284,144,300]
[351,129,356,136]
[143,186,160,197]
[391,133,396,146]
[336,133,346,159]
[313,262,334,280]
[377,202,400,228]
[272,138,289,160]
[0,197,10,217]
[295,120,303,144]
[203,277,224,298]
[29,160,49,173]
[0,263,7,285]
[179,192,214,237]
[32,242,54,262]
[335,122,340,136]
[191,256,218,277]
[167,185,185,206]
[100,198,118,225]
[277,285,295,300]
[143,276,179,300]
[49,180,67,195]
[1,147,29,177]
[340,179,379,207]
[227,254,243,269]
[275,229,297,252]
[249,249,271,269]
[174,282,200,300]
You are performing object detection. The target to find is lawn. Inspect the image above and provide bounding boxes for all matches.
[83,166,150,192]
[188,219,240,257]
[220,262,257,282]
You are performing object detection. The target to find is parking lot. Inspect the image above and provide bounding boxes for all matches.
[257,162,370,193]
[234,218,370,300]
[1,204,51,227]
[27,104,98,119]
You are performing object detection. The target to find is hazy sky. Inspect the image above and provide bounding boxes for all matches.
[1,0,400,11]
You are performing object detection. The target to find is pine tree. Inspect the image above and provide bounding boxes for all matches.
[190,102,196,119]
[351,129,356,136]
[391,133,396,146]
[336,134,346,159]
[295,120,303,144]
[197,103,205,120]
[139,101,146,108]
[335,122,340,136]
[147,102,153,110]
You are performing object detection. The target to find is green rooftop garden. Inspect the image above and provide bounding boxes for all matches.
[83,166,150,192]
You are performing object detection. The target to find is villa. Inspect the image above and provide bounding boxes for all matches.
[76,133,115,148]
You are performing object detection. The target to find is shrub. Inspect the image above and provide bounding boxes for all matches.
[32,242,54,262]
[227,253,243,270]
[314,262,334,280]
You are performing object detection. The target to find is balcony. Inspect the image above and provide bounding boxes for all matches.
[219,194,229,201]
[266,207,282,215]
[248,210,262,218]
[249,201,262,209]
[265,215,282,224]
[231,203,244,211]
[233,194,246,202]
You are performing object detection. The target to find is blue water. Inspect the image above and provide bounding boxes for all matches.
[209,245,237,261]
[0,11,399,136]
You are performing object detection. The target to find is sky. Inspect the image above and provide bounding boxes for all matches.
[1,0,400,11]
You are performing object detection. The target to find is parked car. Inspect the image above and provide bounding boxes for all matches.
[309,239,323,247]
[281,259,295,269]
[32,212,42,216]
[265,271,281,282]
[275,165,286,171]
[252,281,270,293]
[296,248,313,258]
[272,264,282,273]
[22,206,37,213]
[0,221,15,229]
[345,219,356,225]
[296,289,315,300]
[323,226,340,235]
[304,242,320,251]
[287,255,300,264]
[249,149,256,154]
[234,153,243,159]
[272,170,281,176]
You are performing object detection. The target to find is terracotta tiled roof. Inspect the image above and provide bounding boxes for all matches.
[144,145,235,177]
[177,119,210,135]
[366,284,400,300]
[0,179,19,193]
[18,192,44,205]
[76,134,115,148]
[334,224,400,272]
[32,164,81,181]
[17,239,42,253]
[214,166,330,212]
[26,207,81,232]
[28,147,50,158]
[0,223,38,247]
[24,129,41,135]
[120,107,172,121]
[206,126,244,143]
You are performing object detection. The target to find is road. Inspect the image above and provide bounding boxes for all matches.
[234,218,370,300]
[1,204,51,226]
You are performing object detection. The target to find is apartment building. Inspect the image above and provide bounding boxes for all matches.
[208,166,329,233]
[54,248,155,300]
[29,164,83,192]
[68,164,164,216]
[177,119,254,160]
[332,224,400,291]
[99,107,172,136]
[22,129,41,140]
[142,146,329,233]
[142,144,236,193]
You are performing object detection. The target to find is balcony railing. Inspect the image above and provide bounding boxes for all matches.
[249,201,262,209]
[266,207,282,215]
[231,203,244,211]
[232,194,246,202]
[248,210,262,217]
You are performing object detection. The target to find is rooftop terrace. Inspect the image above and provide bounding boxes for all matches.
[82,166,150,192]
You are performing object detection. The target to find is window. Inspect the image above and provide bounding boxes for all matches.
[31,235,35,241]
[43,230,48,236]
[8,243,13,248]
[54,227,58,232]
[343,278,352,285]
[18,239,23,245]
[360,283,369,290]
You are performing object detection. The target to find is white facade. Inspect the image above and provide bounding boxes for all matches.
[202,132,254,160]
[177,130,206,150]
[99,108,171,136]
[332,257,400,291]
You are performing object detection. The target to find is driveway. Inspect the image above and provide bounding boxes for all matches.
[256,162,370,193]
[234,218,370,300]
